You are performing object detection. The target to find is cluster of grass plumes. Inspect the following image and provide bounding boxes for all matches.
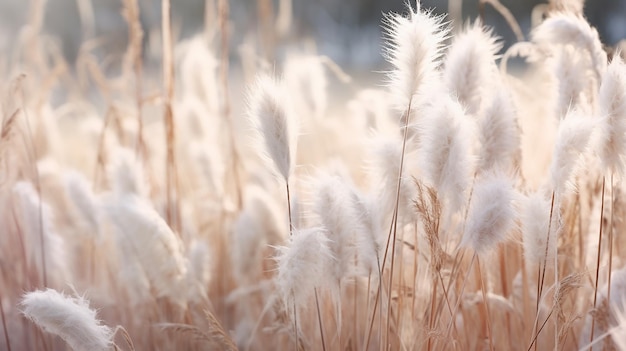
[3,0,626,350]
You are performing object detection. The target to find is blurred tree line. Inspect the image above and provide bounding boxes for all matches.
[0,0,624,68]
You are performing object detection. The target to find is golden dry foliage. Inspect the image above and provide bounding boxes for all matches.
[2,1,626,351]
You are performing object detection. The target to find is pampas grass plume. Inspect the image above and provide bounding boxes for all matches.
[549,109,594,195]
[444,21,501,116]
[248,74,296,180]
[383,2,448,111]
[104,194,187,301]
[522,191,557,265]
[597,55,626,176]
[477,87,520,173]
[21,289,113,351]
[533,12,607,77]
[275,227,333,309]
[461,173,516,255]
[418,95,473,214]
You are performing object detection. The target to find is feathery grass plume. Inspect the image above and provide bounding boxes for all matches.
[367,136,418,226]
[189,139,226,199]
[178,36,220,112]
[549,109,595,196]
[476,87,521,173]
[187,240,212,302]
[443,20,502,116]
[63,170,100,237]
[418,95,474,215]
[313,173,362,279]
[550,0,585,15]
[13,181,67,284]
[351,190,384,275]
[103,194,188,302]
[551,45,592,118]
[20,289,113,351]
[275,227,333,315]
[248,74,296,181]
[460,173,516,255]
[108,147,148,198]
[532,12,607,79]
[284,54,328,120]
[383,1,448,111]
[581,266,626,350]
[522,191,557,266]
[596,55,626,177]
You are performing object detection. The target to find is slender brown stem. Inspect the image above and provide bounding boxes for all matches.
[0,290,11,351]
[19,84,46,287]
[590,176,606,344]
[608,173,615,301]
[293,297,298,351]
[445,252,476,336]
[477,257,495,351]
[286,181,293,235]
[315,288,327,351]
[538,192,556,305]
[218,0,243,210]
[364,259,382,350]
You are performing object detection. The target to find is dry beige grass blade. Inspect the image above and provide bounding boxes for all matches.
[162,0,181,235]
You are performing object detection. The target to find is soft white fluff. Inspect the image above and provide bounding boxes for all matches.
[522,191,557,266]
[552,45,592,118]
[313,173,361,279]
[383,2,448,111]
[580,266,626,350]
[461,173,516,255]
[247,75,296,180]
[64,171,100,236]
[284,54,328,119]
[477,87,521,173]
[13,181,67,284]
[275,227,333,310]
[21,289,113,351]
[109,147,148,198]
[549,110,595,196]
[532,13,607,78]
[368,136,418,226]
[597,55,626,177]
[444,21,502,116]
[103,194,187,302]
[351,189,384,274]
[418,95,474,215]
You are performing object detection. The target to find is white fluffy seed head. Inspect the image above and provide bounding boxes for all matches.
[312,173,361,280]
[104,194,188,303]
[383,2,448,111]
[13,181,67,284]
[477,87,521,173]
[444,21,502,116]
[351,190,384,274]
[461,173,516,255]
[284,54,328,119]
[552,45,592,118]
[21,289,113,351]
[247,74,296,181]
[367,135,418,226]
[522,191,557,266]
[549,110,594,196]
[275,227,333,310]
[532,13,607,78]
[597,55,626,177]
[109,148,148,198]
[63,171,100,237]
[418,95,474,215]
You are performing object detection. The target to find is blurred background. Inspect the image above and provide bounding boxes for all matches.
[0,0,625,70]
